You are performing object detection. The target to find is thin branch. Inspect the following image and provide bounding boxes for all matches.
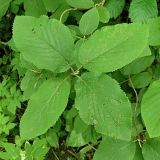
[129,75,139,135]
[52,149,60,160]
[95,0,105,7]
[60,8,77,23]
[87,143,96,151]
[67,149,79,159]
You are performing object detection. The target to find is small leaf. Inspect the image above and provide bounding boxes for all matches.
[121,55,154,75]
[20,77,70,139]
[129,72,152,89]
[129,0,158,23]
[93,137,136,160]
[78,23,149,73]
[75,72,132,140]
[46,129,59,147]
[105,0,125,18]
[67,115,88,147]
[24,0,47,17]
[96,6,110,23]
[0,0,12,19]
[2,143,21,159]
[51,2,70,23]
[142,139,160,160]
[13,16,74,73]
[66,0,94,9]
[141,79,160,137]
[21,71,46,100]
[42,0,61,12]
[79,8,99,35]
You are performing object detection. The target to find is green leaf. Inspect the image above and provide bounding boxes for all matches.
[66,115,88,147]
[96,6,110,23]
[25,139,49,159]
[75,73,132,140]
[0,152,9,160]
[129,72,152,89]
[121,55,154,75]
[20,71,46,101]
[42,0,62,12]
[78,23,149,73]
[13,16,74,73]
[79,7,99,35]
[141,79,160,137]
[20,77,71,139]
[93,137,136,160]
[129,0,158,23]
[147,17,160,46]
[24,0,47,17]
[105,0,125,18]
[133,144,143,160]
[0,0,12,19]
[51,3,70,23]
[46,129,59,147]
[142,139,160,160]
[1,143,21,159]
[65,0,94,9]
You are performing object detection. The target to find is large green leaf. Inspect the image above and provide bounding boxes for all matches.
[93,137,136,160]
[147,17,160,46]
[0,0,12,19]
[129,0,158,23]
[142,139,160,160]
[65,0,94,9]
[13,16,74,73]
[20,77,70,139]
[141,79,160,137]
[105,0,125,18]
[24,0,47,17]
[75,73,132,140]
[78,23,149,73]
[79,7,99,35]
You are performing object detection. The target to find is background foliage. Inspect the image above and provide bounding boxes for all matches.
[1,0,160,159]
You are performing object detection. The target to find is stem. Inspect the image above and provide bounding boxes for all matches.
[0,41,7,46]
[95,0,105,7]
[129,75,139,135]
[51,149,60,160]
[60,8,77,23]
[67,150,79,159]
